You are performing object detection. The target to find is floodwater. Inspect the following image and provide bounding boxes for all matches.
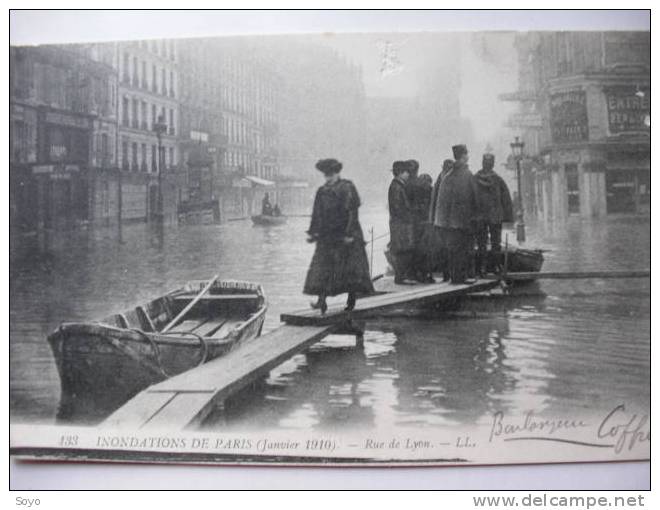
[10,206,650,431]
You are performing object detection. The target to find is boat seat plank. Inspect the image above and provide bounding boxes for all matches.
[193,318,230,338]
[208,320,242,339]
[103,324,333,429]
[166,319,208,334]
[172,294,259,301]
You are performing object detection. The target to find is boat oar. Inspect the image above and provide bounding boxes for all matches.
[162,274,220,333]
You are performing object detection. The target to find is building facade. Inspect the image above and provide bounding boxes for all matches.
[10,45,117,231]
[503,31,650,221]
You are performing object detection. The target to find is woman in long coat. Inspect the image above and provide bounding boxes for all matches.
[303,158,374,314]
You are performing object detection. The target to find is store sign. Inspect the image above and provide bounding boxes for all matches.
[45,111,90,130]
[550,90,588,144]
[32,164,80,175]
[606,89,650,134]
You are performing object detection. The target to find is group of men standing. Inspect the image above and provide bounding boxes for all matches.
[388,144,514,285]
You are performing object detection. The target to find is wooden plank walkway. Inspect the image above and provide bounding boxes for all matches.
[104,276,500,430]
[103,324,333,430]
[280,278,499,326]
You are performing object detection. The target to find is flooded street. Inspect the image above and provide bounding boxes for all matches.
[10,207,650,431]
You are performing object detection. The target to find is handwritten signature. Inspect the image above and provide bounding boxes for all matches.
[489,405,649,454]
[597,404,650,454]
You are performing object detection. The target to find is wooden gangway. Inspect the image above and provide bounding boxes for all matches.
[103,277,498,430]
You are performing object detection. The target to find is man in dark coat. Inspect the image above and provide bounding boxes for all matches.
[303,158,374,314]
[405,159,434,282]
[388,160,415,284]
[429,159,455,280]
[474,153,513,275]
[432,144,477,284]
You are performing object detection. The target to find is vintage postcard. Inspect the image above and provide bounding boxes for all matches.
[9,11,650,467]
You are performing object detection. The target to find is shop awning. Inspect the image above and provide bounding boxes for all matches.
[243,176,276,187]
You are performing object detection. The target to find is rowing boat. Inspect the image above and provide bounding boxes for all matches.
[48,278,267,421]
[251,214,287,226]
[384,246,545,280]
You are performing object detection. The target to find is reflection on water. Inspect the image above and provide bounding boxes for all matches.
[10,207,650,430]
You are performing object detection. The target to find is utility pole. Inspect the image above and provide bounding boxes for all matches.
[510,136,526,243]
[153,114,167,221]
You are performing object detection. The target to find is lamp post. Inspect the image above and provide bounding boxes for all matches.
[152,115,167,221]
[510,136,525,243]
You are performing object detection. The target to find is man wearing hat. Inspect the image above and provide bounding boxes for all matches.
[303,158,374,314]
[474,152,513,275]
[388,160,416,284]
[432,144,477,284]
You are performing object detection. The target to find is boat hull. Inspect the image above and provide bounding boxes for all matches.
[384,246,544,280]
[251,214,287,226]
[48,280,266,422]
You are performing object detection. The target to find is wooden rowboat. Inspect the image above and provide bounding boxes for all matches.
[384,246,544,281]
[251,214,287,226]
[48,278,267,422]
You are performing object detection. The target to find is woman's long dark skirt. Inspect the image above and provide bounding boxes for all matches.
[303,239,375,297]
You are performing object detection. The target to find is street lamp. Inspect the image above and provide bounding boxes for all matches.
[152,115,168,220]
[510,135,525,243]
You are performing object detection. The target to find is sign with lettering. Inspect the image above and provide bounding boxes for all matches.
[606,88,650,134]
[45,111,90,130]
[550,90,588,144]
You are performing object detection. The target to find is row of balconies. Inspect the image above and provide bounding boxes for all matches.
[120,74,176,98]
[120,159,177,173]
[121,117,176,136]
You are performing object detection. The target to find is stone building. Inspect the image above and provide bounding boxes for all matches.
[502,31,650,221]
[10,45,117,231]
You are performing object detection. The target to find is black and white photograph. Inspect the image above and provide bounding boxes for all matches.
[9,9,650,473]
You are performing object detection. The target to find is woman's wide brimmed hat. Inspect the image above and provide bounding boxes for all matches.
[315,158,343,175]
[392,160,409,175]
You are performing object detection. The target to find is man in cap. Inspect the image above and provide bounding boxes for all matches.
[432,144,477,284]
[388,161,416,284]
[474,153,513,275]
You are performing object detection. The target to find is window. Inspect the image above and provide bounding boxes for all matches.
[169,147,174,167]
[565,163,580,213]
[169,71,175,97]
[151,144,157,172]
[161,68,167,95]
[141,61,147,88]
[121,140,128,169]
[151,104,157,127]
[152,65,157,92]
[141,143,147,171]
[169,109,174,135]
[131,142,138,169]
[141,100,147,129]
[132,56,138,85]
[132,98,138,128]
[122,52,130,82]
[101,133,109,163]
[122,96,129,126]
